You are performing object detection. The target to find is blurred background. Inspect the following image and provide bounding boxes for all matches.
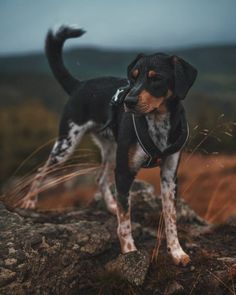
[0,0,235,222]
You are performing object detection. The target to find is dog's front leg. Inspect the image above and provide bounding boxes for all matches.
[160,152,190,266]
[115,144,137,254]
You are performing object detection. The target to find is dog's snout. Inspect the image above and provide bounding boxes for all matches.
[124,96,138,108]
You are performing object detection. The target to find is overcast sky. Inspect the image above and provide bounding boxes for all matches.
[0,0,236,55]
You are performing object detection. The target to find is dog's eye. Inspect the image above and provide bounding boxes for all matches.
[131,69,139,79]
[147,71,164,82]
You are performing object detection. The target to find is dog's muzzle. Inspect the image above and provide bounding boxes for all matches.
[124,96,138,109]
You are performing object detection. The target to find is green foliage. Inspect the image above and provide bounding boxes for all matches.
[0,101,58,184]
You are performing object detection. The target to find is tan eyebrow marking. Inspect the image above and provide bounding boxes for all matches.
[132,69,139,78]
[148,70,158,78]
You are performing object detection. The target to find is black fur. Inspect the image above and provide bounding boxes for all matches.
[46,25,197,213]
[45,26,85,95]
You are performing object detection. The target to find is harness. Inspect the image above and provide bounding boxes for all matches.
[100,84,189,168]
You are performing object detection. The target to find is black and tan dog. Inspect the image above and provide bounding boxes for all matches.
[19,25,197,266]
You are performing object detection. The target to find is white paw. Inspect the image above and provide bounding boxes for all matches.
[17,198,37,209]
[121,241,137,254]
[170,249,190,266]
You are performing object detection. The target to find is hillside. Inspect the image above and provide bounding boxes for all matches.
[1,44,236,75]
[1,44,236,113]
[0,44,235,183]
[1,44,236,96]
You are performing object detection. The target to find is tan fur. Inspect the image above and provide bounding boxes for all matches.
[137,89,172,114]
[132,69,139,78]
[148,70,158,78]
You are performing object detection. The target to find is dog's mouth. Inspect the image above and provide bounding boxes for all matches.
[124,89,169,115]
[124,104,154,115]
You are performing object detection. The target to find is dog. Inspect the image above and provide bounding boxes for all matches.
[19,25,197,266]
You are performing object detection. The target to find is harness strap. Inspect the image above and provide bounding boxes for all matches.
[101,85,189,169]
[132,114,162,167]
[132,107,189,168]
[99,81,130,132]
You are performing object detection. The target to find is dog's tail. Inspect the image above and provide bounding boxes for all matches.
[45,25,86,95]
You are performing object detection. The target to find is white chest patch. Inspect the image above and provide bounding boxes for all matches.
[146,113,171,152]
[130,112,171,171]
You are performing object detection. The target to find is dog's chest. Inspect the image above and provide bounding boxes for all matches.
[146,113,171,151]
[131,113,171,170]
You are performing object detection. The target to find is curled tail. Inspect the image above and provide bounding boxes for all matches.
[45,25,86,95]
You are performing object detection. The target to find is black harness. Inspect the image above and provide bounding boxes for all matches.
[132,108,189,168]
[100,84,189,168]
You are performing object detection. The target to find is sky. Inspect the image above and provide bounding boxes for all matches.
[0,0,236,55]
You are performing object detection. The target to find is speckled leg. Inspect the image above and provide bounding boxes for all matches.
[116,199,137,253]
[18,120,93,209]
[160,152,190,266]
[92,133,118,215]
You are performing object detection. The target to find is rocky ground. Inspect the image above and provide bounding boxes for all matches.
[0,181,235,295]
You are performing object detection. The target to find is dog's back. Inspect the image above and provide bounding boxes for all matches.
[45,26,126,128]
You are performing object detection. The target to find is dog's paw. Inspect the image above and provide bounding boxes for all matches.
[16,198,37,209]
[121,242,137,254]
[171,250,190,266]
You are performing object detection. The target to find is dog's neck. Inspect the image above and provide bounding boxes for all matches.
[146,111,171,152]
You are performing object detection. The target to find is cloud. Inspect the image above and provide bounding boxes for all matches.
[0,0,236,55]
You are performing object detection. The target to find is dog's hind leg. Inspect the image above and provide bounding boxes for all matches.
[18,120,94,209]
[160,152,190,266]
[91,133,117,215]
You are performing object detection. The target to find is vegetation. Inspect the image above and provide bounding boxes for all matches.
[0,44,235,184]
[0,101,58,184]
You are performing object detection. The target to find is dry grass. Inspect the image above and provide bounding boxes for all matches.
[2,151,236,223]
[151,211,164,263]
[137,153,236,223]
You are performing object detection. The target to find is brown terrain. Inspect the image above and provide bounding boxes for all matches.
[1,152,236,294]
[1,179,235,294]
[32,152,236,224]
[138,153,236,224]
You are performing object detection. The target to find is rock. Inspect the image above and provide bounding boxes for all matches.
[130,180,207,228]
[217,257,236,264]
[4,258,17,267]
[105,250,150,286]
[164,281,184,295]
[0,180,235,294]
[0,268,16,287]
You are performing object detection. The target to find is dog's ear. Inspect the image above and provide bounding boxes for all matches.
[127,53,145,76]
[171,55,197,100]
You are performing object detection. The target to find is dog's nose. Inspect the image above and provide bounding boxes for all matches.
[124,96,138,108]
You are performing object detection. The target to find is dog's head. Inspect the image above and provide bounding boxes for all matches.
[124,53,197,114]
